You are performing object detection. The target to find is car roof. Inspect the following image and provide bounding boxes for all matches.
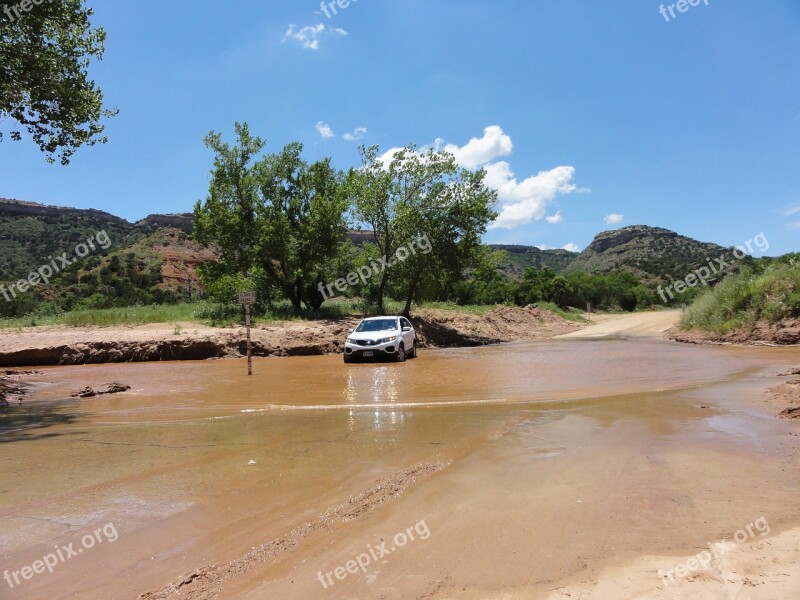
[361,316,401,320]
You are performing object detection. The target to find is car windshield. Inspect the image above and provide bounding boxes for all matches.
[355,319,397,333]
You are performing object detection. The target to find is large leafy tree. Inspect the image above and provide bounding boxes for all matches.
[194,123,349,311]
[0,0,116,164]
[351,145,497,315]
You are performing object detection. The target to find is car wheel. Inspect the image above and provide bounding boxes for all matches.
[409,341,417,359]
[395,344,406,362]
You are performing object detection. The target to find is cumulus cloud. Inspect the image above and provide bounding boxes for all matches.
[283,24,347,50]
[437,125,512,169]
[377,126,585,230]
[545,211,563,224]
[343,127,368,142]
[315,121,334,139]
[604,213,624,225]
[562,243,581,252]
[488,164,582,229]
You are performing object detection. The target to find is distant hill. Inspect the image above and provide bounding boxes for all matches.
[0,199,195,282]
[568,225,743,285]
[0,199,763,312]
[45,227,217,309]
[489,245,577,278]
[490,225,740,285]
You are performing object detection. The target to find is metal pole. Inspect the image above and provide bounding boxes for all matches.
[245,304,252,376]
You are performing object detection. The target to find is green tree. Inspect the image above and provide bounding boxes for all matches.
[194,123,349,311]
[350,145,497,315]
[1,0,117,164]
[545,276,575,308]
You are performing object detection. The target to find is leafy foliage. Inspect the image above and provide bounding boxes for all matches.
[0,0,117,163]
[349,144,497,315]
[193,123,350,311]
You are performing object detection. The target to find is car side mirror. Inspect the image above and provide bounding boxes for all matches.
[349,329,354,333]
[402,326,411,332]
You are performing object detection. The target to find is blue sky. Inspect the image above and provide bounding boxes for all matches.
[1,0,799,254]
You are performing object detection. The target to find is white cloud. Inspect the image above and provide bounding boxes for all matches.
[604,213,624,225]
[785,205,800,217]
[315,121,334,139]
[789,221,800,231]
[562,243,581,252]
[438,125,512,169]
[283,24,347,50]
[545,211,563,224]
[376,126,585,230]
[488,164,582,229]
[343,127,368,142]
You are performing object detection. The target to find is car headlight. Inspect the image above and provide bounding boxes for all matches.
[346,338,356,344]
[378,336,397,344]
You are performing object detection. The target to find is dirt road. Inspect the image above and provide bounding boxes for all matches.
[557,310,681,339]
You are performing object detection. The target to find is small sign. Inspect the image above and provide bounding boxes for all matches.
[238,291,256,305]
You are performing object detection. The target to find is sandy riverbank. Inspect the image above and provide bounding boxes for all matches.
[0,306,582,367]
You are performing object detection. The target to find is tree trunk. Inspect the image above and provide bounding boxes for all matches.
[376,269,389,314]
[402,276,419,317]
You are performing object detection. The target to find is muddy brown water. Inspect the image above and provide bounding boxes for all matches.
[1,338,800,599]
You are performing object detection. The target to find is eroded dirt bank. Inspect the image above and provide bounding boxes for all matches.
[670,317,800,346]
[0,306,581,367]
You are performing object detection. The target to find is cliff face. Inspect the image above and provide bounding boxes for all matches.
[490,245,577,278]
[0,198,128,224]
[136,213,194,234]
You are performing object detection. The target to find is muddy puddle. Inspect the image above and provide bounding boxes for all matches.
[1,338,800,599]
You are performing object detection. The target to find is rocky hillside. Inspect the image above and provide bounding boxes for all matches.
[568,225,742,285]
[0,199,761,309]
[490,245,577,278]
[0,198,195,281]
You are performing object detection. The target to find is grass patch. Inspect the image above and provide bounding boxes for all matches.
[680,264,800,333]
[0,297,588,329]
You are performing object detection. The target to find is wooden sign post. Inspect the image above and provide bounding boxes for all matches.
[238,291,256,376]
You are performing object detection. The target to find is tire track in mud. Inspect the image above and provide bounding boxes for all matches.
[138,461,447,600]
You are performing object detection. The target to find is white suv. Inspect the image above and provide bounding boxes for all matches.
[343,316,418,363]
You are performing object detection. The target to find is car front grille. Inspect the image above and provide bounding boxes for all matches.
[356,340,376,346]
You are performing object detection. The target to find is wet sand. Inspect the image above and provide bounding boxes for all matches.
[1,332,799,599]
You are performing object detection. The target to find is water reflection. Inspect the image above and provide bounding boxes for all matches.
[345,366,405,433]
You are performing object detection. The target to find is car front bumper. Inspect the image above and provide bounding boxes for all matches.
[344,340,399,359]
